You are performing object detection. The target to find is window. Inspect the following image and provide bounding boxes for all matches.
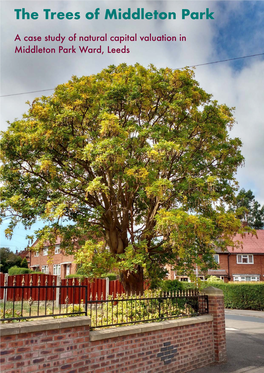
[43,247,48,256]
[55,245,60,254]
[213,254,220,264]
[178,277,189,282]
[237,254,254,264]
[66,264,71,276]
[41,265,49,274]
[233,275,259,282]
[53,264,61,276]
[34,251,39,257]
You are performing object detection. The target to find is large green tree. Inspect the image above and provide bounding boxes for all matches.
[0,64,247,292]
[234,189,264,229]
[0,247,23,273]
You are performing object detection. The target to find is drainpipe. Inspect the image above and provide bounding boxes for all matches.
[228,253,231,281]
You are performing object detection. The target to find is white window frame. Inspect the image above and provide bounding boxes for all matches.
[213,254,220,264]
[53,264,61,276]
[41,265,49,274]
[66,264,71,276]
[233,275,259,282]
[236,254,254,264]
[43,247,48,256]
[34,251,39,257]
[55,244,60,254]
[177,276,190,282]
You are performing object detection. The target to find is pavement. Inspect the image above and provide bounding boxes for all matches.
[190,309,264,373]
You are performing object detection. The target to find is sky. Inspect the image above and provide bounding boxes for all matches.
[1,0,264,251]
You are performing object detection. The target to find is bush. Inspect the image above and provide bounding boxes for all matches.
[0,308,26,323]
[206,276,224,283]
[181,282,197,290]
[183,280,264,311]
[159,279,184,292]
[65,274,87,280]
[76,266,88,276]
[8,266,32,275]
[206,282,264,311]
[104,273,117,281]
[20,258,28,269]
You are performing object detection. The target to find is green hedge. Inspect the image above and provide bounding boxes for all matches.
[166,280,264,310]
[206,282,264,311]
[8,266,32,275]
[65,274,87,280]
[158,279,184,292]
[104,273,118,281]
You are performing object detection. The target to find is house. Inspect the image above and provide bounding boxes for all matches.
[30,237,77,279]
[15,248,31,267]
[168,230,264,282]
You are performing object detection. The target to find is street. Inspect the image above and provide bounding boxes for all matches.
[191,310,264,373]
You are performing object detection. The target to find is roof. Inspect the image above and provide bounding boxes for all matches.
[227,230,264,254]
[208,269,228,276]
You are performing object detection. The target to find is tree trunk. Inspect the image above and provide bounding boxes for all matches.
[120,265,144,294]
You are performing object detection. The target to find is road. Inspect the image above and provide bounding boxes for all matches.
[191,309,264,373]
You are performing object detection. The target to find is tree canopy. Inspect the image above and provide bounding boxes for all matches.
[0,64,247,292]
[0,247,25,273]
[234,188,264,229]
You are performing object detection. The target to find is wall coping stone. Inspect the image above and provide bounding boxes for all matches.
[203,286,224,297]
[0,316,91,337]
[90,315,213,341]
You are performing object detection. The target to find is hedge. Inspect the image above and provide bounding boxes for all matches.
[180,281,264,311]
[8,266,32,275]
[65,274,87,280]
[158,279,184,292]
[206,282,264,311]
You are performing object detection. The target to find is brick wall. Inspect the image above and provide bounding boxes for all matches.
[0,287,226,373]
[204,286,226,363]
[30,251,77,279]
[228,254,264,280]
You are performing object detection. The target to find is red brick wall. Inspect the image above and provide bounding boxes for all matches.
[30,251,77,279]
[228,254,264,281]
[167,253,264,282]
[0,317,215,373]
[0,288,226,373]
[204,287,226,363]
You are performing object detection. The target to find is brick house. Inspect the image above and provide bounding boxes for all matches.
[15,248,30,267]
[30,237,77,279]
[168,230,264,282]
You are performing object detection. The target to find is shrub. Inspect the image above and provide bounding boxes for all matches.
[76,266,88,276]
[20,258,28,269]
[88,290,197,327]
[206,276,224,283]
[49,303,85,318]
[158,279,184,292]
[65,274,87,280]
[0,308,26,323]
[104,273,117,281]
[206,282,264,311]
[8,266,32,275]
[183,281,264,311]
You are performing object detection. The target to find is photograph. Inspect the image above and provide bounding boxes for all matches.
[1,1,264,372]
